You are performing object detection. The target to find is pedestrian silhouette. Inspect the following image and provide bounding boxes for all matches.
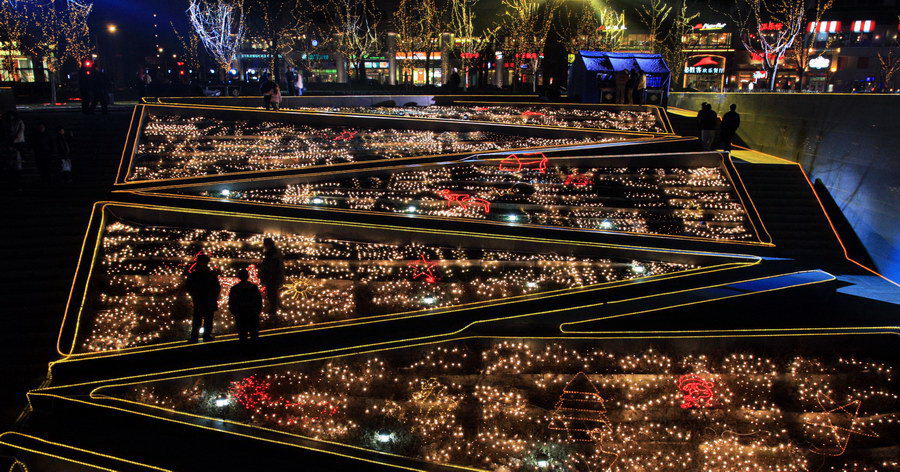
[184,253,221,343]
[228,268,262,342]
[720,104,741,151]
[258,237,285,316]
[696,103,719,151]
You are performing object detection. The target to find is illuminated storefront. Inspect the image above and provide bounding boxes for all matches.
[0,42,49,82]
[683,54,726,91]
[394,52,443,85]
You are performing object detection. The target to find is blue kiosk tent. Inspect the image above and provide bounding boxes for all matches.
[568,51,671,106]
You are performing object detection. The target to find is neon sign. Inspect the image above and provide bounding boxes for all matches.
[684,55,725,75]
[693,22,726,31]
[760,22,783,31]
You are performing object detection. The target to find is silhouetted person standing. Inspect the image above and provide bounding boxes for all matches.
[78,62,93,114]
[260,77,277,110]
[90,63,111,115]
[56,126,72,182]
[614,69,629,104]
[625,68,637,104]
[258,237,285,316]
[185,253,221,343]
[228,268,262,342]
[697,103,718,151]
[720,104,740,151]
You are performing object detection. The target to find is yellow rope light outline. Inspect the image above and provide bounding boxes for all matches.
[0,432,173,472]
[18,328,900,472]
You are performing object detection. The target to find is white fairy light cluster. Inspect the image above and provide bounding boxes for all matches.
[130,113,610,181]
[198,164,755,240]
[123,341,899,472]
[79,221,692,352]
[290,105,665,133]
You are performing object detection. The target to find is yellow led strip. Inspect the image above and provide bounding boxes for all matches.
[0,431,173,472]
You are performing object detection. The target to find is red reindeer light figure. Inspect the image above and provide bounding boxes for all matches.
[677,374,715,409]
[499,152,548,173]
[436,189,491,214]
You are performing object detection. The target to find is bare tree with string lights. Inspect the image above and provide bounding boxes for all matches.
[315,0,380,84]
[729,0,830,90]
[637,0,672,54]
[0,0,94,102]
[187,0,245,81]
[172,21,202,74]
[557,1,627,56]
[499,0,561,92]
[449,0,497,90]
[0,1,27,81]
[877,39,900,92]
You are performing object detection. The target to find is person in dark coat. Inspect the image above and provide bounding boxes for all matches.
[89,63,111,115]
[258,237,285,316]
[696,103,719,151]
[719,104,741,151]
[228,268,263,342]
[184,253,221,342]
[78,62,93,114]
[260,77,277,110]
[31,122,55,183]
[625,68,637,104]
[55,126,72,182]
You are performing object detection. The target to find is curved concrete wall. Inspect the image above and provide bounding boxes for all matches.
[670,92,900,280]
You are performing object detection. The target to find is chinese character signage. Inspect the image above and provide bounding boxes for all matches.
[683,55,725,75]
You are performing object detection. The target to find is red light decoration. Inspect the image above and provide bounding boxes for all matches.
[691,56,719,67]
[186,250,206,273]
[331,130,358,141]
[229,375,339,419]
[436,189,491,214]
[564,173,592,187]
[408,254,439,284]
[760,22,784,31]
[677,374,715,409]
[498,152,548,173]
[804,393,879,456]
[521,111,545,117]
[548,372,620,466]
[229,375,272,409]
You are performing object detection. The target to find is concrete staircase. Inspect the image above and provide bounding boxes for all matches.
[735,162,845,262]
[0,107,131,431]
